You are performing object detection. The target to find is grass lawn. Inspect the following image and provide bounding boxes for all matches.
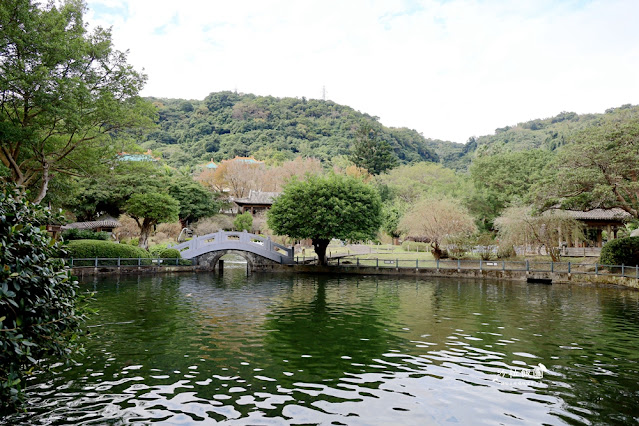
[295,243,598,265]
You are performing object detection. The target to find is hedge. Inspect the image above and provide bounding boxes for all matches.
[61,228,110,241]
[600,237,639,266]
[158,248,181,259]
[65,240,151,259]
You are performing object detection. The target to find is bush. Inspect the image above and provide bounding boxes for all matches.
[600,237,639,266]
[149,243,169,256]
[234,212,253,232]
[1,188,86,411]
[61,228,110,241]
[65,240,150,259]
[192,215,234,235]
[158,248,181,259]
[128,238,139,247]
[497,244,516,259]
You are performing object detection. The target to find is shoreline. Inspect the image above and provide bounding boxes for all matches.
[71,263,639,290]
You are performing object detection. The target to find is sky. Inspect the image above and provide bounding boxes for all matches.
[85,0,639,143]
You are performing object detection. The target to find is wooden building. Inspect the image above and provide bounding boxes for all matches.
[555,208,631,247]
[233,191,280,215]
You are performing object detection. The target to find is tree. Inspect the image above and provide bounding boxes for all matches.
[206,160,265,198]
[349,123,398,175]
[168,177,220,228]
[0,0,151,203]
[234,212,253,232]
[381,200,406,245]
[494,206,584,262]
[399,197,477,259]
[377,162,471,204]
[535,112,639,218]
[0,187,85,411]
[267,174,382,265]
[124,193,180,249]
[469,150,552,230]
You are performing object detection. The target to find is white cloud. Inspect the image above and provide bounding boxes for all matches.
[86,0,639,142]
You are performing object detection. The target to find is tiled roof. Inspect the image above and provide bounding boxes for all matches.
[61,216,121,230]
[233,190,280,205]
[546,208,631,221]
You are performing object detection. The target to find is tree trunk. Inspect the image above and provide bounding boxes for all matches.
[138,219,153,250]
[431,241,443,260]
[312,238,330,266]
[392,236,400,246]
[33,162,50,204]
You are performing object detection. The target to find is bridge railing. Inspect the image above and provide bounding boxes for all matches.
[168,230,294,260]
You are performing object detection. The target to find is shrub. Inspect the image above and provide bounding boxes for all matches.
[157,222,181,239]
[158,248,181,259]
[234,212,253,232]
[128,238,139,247]
[149,243,169,256]
[1,188,86,411]
[192,215,234,235]
[497,244,516,259]
[61,228,110,241]
[600,237,639,266]
[65,240,150,259]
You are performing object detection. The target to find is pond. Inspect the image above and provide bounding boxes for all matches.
[5,269,639,425]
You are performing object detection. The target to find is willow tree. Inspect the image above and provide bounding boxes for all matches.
[399,197,476,259]
[494,206,584,261]
[0,0,152,202]
[267,174,382,265]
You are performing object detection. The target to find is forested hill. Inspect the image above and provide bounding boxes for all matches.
[140,92,441,168]
[470,104,639,157]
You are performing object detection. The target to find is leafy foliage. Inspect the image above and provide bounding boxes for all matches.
[158,248,181,259]
[234,212,253,232]
[534,110,639,218]
[349,123,398,175]
[469,149,552,230]
[267,174,382,264]
[61,229,110,241]
[0,0,152,202]
[599,237,639,266]
[0,188,85,411]
[142,93,439,167]
[65,240,150,258]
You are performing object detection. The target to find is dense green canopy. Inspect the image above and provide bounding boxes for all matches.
[267,174,382,264]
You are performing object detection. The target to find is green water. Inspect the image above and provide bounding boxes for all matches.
[4,269,639,425]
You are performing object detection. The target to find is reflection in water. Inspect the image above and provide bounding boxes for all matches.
[4,271,639,425]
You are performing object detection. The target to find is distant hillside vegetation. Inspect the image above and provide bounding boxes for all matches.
[471,104,639,157]
[141,92,440,168]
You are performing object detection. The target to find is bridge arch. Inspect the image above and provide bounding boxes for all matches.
[168,230,294,270]
[198,250,254,271]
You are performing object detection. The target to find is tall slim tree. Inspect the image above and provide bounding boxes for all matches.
[0,0,152,202]
[350,123,398,175]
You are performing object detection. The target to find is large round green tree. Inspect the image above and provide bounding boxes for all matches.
[267,174,382,265]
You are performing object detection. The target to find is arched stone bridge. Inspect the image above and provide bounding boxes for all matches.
[168,230,294,270]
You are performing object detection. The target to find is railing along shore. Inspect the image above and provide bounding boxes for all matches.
[66,258,193,267]
[296,257,639,280]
